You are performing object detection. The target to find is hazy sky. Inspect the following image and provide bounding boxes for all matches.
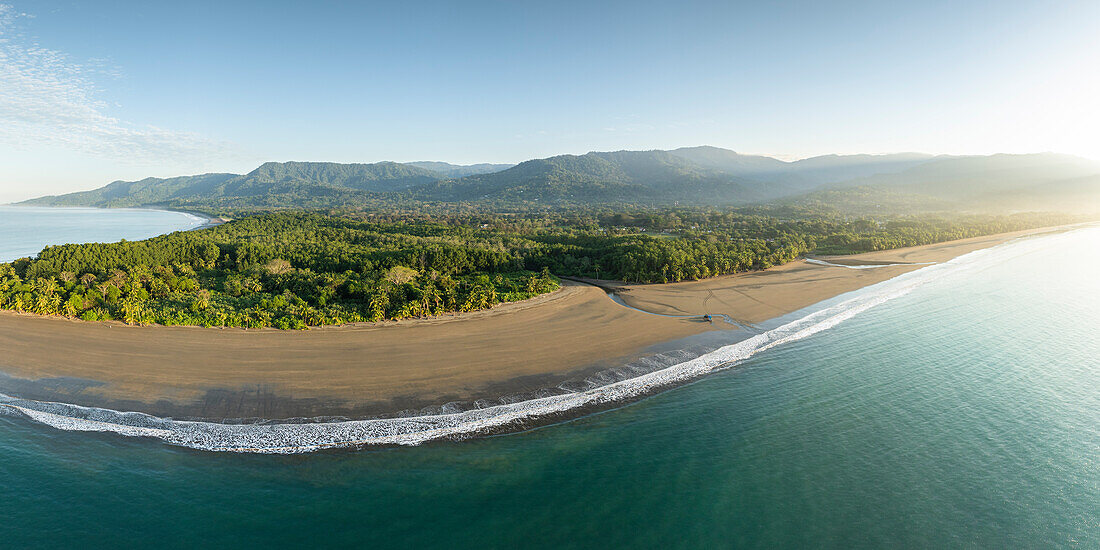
[1,0,1098,202]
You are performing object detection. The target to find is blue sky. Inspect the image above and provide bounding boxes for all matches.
[1,0,1098,201]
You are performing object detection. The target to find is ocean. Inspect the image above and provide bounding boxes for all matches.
[0,205,206,262]
[0,208,1096,548]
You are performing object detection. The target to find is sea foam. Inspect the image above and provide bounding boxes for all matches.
[0,229,1072,453]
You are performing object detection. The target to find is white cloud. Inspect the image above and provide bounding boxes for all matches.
[0,4,236,164]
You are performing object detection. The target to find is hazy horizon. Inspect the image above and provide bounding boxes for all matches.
[2,0,1098,202]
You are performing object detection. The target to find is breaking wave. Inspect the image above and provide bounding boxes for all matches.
[0,230,1069,453]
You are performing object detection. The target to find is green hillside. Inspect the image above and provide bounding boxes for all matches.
[20,161,441,209]
[418,149,783,203]
[669,145,791,174]
[22,173,238,208]
[406,161,513,178]
[233,161,439,193]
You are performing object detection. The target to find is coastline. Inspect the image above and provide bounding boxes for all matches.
[611,225,1082,322]
[0,224,1081,428]
[159,207,227,230]
[1,203,220,229]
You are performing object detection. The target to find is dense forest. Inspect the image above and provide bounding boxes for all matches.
[0,214,559,329]
[0,209,1082,329]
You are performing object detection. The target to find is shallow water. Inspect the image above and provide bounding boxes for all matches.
[0,212,1096,547]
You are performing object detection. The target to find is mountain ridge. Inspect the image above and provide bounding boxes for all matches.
[406,161,514,178]
[17,148,1100,212]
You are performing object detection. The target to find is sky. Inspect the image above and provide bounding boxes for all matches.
[0,0,1098,202]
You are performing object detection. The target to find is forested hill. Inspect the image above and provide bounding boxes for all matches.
[234,161,440,192]
[20,161,443,208]
[406,161,514,178]
[413,148,937,203]
[414,149,806,203]
[18,173,239,208]
[17,148,1100,213]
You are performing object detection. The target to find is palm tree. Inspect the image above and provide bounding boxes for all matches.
[302,308,324,327]
[421,283,441,314]
[33,293,54,315]
[34,277,59,297]
[191,290,211,312]
[63,294,82,317]
[47,293,63,315]
[122,295,145,325]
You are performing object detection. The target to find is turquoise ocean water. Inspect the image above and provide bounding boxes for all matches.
[0,210,1096,548]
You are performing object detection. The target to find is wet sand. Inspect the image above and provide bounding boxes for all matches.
[0,226,1068,419]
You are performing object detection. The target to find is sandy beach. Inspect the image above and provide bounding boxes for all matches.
[0,226,1071,419]
[612,227,1062,321]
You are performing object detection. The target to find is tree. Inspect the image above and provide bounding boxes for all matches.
[384,266,419,285]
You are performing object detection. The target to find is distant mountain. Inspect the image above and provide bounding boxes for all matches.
[20,173,238,208]
[666,147,936,196]
[669,146,791,175]
[786,153,1100,213]
[407,161,513,178]
[788,153,935,184]
[840,153,1100,198]
[230,161,439,193]
[21,161,442,208]
[17,148,1099,213]
[418,149,792,203]
[428,148,946,204]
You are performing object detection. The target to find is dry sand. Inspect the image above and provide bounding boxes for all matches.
[0,226,1066,419]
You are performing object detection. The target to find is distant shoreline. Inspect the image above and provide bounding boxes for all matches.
[0,203,221,230]
[162,208,230,231]
[0,224,1083,425]
[0,205,223,263]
